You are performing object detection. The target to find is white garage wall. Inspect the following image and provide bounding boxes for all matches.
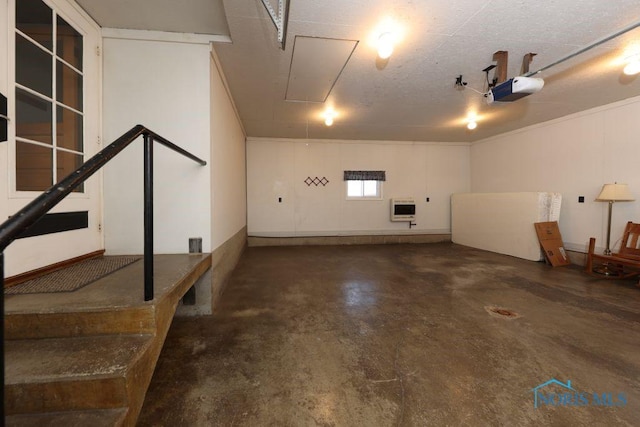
[102,35,212,254]
[247,138,470,236]
[471,96,640,252]
[210,51,247,248]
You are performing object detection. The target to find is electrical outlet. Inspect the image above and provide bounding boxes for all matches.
[278,197,282,203]
[578,196,585,203]
[426,197,430,202]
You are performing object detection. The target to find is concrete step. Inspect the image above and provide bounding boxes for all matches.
[5,254,212,340]
[5,334,152,415]
[5,408,127,427]
[5,306,156,340]
[3,253,213,425]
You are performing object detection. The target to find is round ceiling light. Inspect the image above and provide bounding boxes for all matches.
[377,32,394,59]
[623,56,640,75]
[323,110,336,126]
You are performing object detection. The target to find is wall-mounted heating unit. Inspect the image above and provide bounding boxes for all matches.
[390,198,416,222]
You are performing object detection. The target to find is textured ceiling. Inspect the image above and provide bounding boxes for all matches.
[214,0,640,142]
[75,0,640,143]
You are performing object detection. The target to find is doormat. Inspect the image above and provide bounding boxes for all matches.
[5,256,142,295]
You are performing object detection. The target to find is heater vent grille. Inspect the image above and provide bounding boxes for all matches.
[390,198,415,222]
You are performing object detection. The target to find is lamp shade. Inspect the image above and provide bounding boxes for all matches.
[595,183,635,202]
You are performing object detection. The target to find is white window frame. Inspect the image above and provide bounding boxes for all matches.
[346,179,383,200]
[10,0,89,199]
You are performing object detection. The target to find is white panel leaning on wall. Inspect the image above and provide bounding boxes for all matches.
[451,192,562,261]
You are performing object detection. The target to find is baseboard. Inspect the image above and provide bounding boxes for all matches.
[248,233,451,247]
[566,249,587,267]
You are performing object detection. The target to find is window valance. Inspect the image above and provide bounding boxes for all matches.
[343,170,386,181]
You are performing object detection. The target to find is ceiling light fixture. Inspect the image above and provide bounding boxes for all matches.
[465,113,478,130]
[623,53,640,75]
[323,110,336,126]
[377,32,394,59]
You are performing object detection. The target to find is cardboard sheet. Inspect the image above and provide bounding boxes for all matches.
[534,221,571,267]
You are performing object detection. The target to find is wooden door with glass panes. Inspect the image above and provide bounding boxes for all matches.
[4,0,102,277]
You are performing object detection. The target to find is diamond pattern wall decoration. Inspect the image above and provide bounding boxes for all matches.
[304,176,329,187]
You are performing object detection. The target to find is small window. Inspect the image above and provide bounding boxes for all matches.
[346,180,382,199]
[344,170,385,200]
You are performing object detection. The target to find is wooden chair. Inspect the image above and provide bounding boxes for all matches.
[586,221,640,283]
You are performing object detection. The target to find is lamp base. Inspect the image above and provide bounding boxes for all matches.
[593,262,623,277]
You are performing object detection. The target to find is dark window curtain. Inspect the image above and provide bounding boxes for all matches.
[343,170,386,181]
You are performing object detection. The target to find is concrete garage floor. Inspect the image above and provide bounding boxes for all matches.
[138,243,640,426]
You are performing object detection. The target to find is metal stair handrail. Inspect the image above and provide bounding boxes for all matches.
[0,124,205,254]
[0,124,207,420]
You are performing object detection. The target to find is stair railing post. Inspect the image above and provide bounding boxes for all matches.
[1,252,4,420]
[143,133,154,301]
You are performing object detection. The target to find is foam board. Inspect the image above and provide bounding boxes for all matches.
[451,192,562,261]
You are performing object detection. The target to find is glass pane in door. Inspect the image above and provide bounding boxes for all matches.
[16,141,53,190]
[16,34,52,97]
[57,16,83,71]
[16,88,52,145]
[56,60,83,111]
[56,150,84,192]
[57,105,83,152]
[16,0,52,51]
